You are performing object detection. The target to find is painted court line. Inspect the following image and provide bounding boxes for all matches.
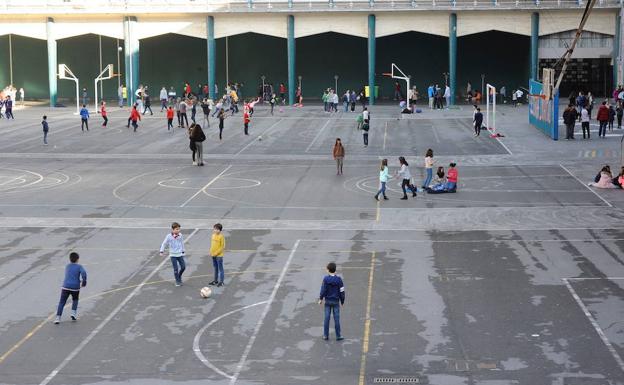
[37,228,200,385]
[193,301,269,380]
[229,239,301,385]
[180,165,232,207]
[358,251,376,385]
[305,119,331,153]
[562,278,624,373]
[235,119,283,156]
[559,164,613,207]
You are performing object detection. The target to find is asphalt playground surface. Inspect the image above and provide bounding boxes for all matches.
[1,101,624,385]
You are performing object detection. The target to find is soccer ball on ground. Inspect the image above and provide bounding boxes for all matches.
[200,287,212,298]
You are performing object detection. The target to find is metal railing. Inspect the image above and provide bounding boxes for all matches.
[1,0,621,13]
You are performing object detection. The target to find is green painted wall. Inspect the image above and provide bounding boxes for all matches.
[457,31,530,99]
[0,30,533,104]
[297,32,367,100]
[0,35,48,99]
[377,32,448,100]
[57,34,121,103]
[140,33,206,97]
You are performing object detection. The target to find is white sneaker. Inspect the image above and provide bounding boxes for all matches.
[70,311,77,321]
[192,162,197,166]
[54,316,60,324]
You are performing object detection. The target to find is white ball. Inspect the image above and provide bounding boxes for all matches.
[258,135,262,141]
[200,286,212,298]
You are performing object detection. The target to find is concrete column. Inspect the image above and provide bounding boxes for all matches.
[207,16,216,99]
[287,15,296,105]
[123,16,139,105]
[46,17,57,108]
[531,12,539,81]
[368,14,376,105]
[614,12,621,88]
[449,13,457,106]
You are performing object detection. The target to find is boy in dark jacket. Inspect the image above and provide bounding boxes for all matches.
[318,262,345,341]
[54,252,87,324]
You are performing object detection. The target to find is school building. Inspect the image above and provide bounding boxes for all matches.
[0,0,622,105]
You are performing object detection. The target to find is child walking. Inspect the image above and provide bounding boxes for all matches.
[80,104,89,132]
[397,156,417,199]
[166,106,174,131]
[209,223,226,287]
[54,252,87,324]
[318,262,345,341]
[332,138,345,175]
[101,101,108,127]
[159,222,186,286]
[218,108,226,140]
[374,158,390,201]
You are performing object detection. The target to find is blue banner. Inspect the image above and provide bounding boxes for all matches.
[528,79,559,140]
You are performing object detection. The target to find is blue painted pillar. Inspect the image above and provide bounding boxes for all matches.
[287,15,296,105]
[207,16,216,100]
[123,16,139,105]
[368,14,376,105]
[531,12,539,81]
[449,13,457,106]
[614,13,620,88]
[46,17,57,108]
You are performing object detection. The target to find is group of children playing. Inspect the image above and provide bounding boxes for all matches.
[54,222,347,342]
[374,149,458,201]
[54,222,225,323]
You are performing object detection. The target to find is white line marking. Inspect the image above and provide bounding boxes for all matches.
[305,120,331,153]
[235,119,283,156]
[383,121,388,151]
[565,277,624,280]
[229,239,301,385]
[38,228,200,385]
[193,301,269,379]
[0,175,25,186]
[559,164,613,208]
[562,278,624,372]
[493,135,512,155]
[180,165,232,207]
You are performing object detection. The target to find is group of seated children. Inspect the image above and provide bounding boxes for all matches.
[426,162,458,193]
[588,165,624,189]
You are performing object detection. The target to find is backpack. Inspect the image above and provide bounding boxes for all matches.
[362,122,369,132]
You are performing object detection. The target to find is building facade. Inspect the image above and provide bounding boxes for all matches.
[0,0,621,105]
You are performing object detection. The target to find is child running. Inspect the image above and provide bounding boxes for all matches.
[54,252,87,324]
[209,223,226,287]
[159,222,186,286]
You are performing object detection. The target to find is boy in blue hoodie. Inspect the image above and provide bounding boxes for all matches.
[318,262,345,341]
[80,104,89,132]
[54,252,87,324]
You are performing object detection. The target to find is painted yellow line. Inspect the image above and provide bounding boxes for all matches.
[358,251,376,385]
[0,314,54,364]
[0,265,371,366]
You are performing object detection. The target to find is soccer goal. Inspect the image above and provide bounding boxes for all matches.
[94,64,115,111]
[382,63,410,101]
[485,83,497,137]
[58,64,80,114]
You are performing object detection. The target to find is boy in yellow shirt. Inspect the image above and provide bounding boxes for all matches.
[209,223,226,287]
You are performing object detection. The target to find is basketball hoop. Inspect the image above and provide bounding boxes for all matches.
[382,73,393,77]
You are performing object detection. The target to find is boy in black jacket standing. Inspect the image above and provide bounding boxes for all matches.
[318,262,345,341]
